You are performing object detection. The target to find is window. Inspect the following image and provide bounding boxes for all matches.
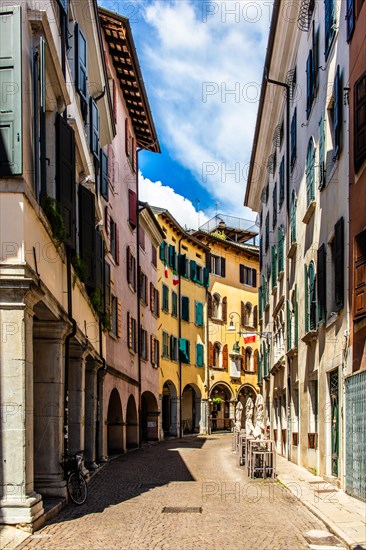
[125,118,136,172]
[290,108,297,169]
[90,98,99,159]
[213,342,222,368]
[170,336,178,361]
[327,65,342,161]
[127,246,136,291]
[181,296,190,322]
[334,217,344,311]
[140,328,148,360]
[324,0,336,60]
[305,261,317,332]
[239,265,257,287]
[100,149,109,200]
[277,227,284,274]
[162,331,169,358]
[309,380,318,447]
[212,293,221,319]
[179,338,190,364]
[111,295,118,336]
[110,217,119,264]
[271,245,278,288]
[272,182,277,228]
[318,111,327,189]
[354,71,366,172]
[150,336,159,367]
[150,284,159,317]
[152,244,157,268]
[172,291,178,317]
[305,137,316,206]
[162,284,169,312]
[139,227,145,250]
[196,265,203,284]
[76,24,88,104]
[354,230,366,318]
[211,255,226,277]
[244,347,254,372]
[196,344,204,367]
[195,301,204,326]
[265,212,270,251]
[290,191,297,244]
[140,270,148,305]
[127,313,137,352]
[242,302,253,326]
[317,244,327,324]
[56,114,76,247]
[168,244,176,268]
[279,157,285,207]
[128,189,137,229]
[346,0,355,41]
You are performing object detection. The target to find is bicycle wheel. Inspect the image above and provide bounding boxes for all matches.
[67,472,87,505]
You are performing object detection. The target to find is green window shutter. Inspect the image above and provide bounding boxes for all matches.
[203,267,210,288]
[196,343,204,367]
[179,338,189,364]
[304,265,309,333]
[100,149,109,200]
[290,190,297,243]
[258,286,263,320]
[159,241,166,261]
[319,112,327,189]
[271,245,277,288]
[258,353,262,383]
[317,244,327,324]
[279,157,285,206]
[195,302,203,326]
[334,217,344,310]
[286,300,292,351]
[76,23,88,102]
[162,284,169,311]
[290,108,297,169]
[182,296,189,321]
[325,0,336,59]
[0,5,22,176]
[90,98,100,159]
[168,244,176,267]
[309,262,317,330]
[306,139,315,205]
[190,260,197,282]
[178,254,186,276]
[294,285,298,347]
[172,291,177,316]
[56,114,76,248]
[79,185,96,287]
[272,182,277,228]
[277,227,284,273]
[334,65,341,157]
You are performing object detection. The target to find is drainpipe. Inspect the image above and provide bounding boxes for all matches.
[136,149,142,447]
[205,279,210,435]
[64,248,77,459]
[178,236,184,438]
[96,318,106,462]
[266,75,291,462]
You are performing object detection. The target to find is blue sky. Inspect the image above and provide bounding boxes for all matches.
[98,0,272,228]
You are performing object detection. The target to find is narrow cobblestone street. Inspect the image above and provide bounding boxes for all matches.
[18,435,330,550]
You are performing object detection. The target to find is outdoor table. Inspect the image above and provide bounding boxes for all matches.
[247,439,276,479]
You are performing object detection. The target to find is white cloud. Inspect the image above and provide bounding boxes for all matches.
[139,173,209,230]
[140,0,273,216]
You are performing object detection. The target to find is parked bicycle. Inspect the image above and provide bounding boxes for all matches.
[62,450,88,505]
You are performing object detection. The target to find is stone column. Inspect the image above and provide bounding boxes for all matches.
[97,368,107,462]
[200,399,209,434]
[68,342,87,455]
[33,320,71,498]
[170,396,179,437]
[0,283,44,525]
[84,359,101,469]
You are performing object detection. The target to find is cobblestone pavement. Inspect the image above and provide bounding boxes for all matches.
[19,435,328,550]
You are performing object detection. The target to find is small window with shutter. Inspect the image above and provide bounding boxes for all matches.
[76,24,88,107]
[128,189,137,229]
[79,185,96,287]
[181,296,190,322]
[56,114,76,248]
[354,230,366,319]
[354,71,366,172]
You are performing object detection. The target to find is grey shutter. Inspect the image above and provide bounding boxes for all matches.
[56,114,76,248]
[334,65,341,157]
[221,257,226,277]
[318,112,326,188]
[95,230,104,293]
[317,244,326,323]
[306,52,312,118]
[100,149,109,200]
[57,0,69,14]
[252,269,257,287]
[105,261,111,313]
[76,24,88,102]
[79,185,96,287]
[239,264,245,284]
[90,98,99,158]
[334,217,344,310]
[0,6,22,176]
[304,265,309,333]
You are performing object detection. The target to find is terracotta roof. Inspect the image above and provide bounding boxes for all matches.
[99,7,160,153]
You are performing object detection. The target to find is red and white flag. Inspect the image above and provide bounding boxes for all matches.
[164,262,168,278]
[172,270,179,286]
[243,333,256,344]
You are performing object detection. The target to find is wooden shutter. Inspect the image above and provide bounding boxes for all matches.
[241,301,245,325]
[291,108,297,168]
[253,306,258,328]
[56,114,76,247]
[156,290,160,317]
[196,302,203,326]
[182,296,189,321]
[306,139,315,204]
[240,264,245,284]
[178,254,186,276]
[90,98,99,158]
[128,189,137,228]
[222,297,227,322]
[319,112,326,188]
[209,342,214,367]
[0,6,22,176]
[125,118,129,156]
[95,230,104,292]
[100,149,109,200]
[221,257,226,277]
[355,230,366,318]
[304,265,309,333]
[150,335,154,363]
[105,205,110,238]
[354,73,366,171]
[294,285,299,346]
[258,287,263,320]
[286,300,292,351]
[117,299,122,338]
[252,269,257,287]
[254,351,258,373]
[79,185,95,286]
[334,217,344,310]
[334,65,341,156]
[309,263,317,330]
[127,312,131,348]
[208,292,213,318]
[113,79,117,123]
[127,246,131,284]
[150,282,154,312]
[76,24,88,102]
[317,244,327,323]
[222,344,228,370]
[115,225,120,265]
[132,138,137,173]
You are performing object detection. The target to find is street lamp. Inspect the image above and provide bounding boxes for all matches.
[227,313,272,339]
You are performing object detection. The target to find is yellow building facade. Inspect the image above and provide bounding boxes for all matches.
[152,208,210,437]
[195,218,260,432]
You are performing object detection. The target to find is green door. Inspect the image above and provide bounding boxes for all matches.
[330,370,339,477]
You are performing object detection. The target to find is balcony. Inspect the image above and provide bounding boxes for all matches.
[198,214,259,245]
[302,200,316,224]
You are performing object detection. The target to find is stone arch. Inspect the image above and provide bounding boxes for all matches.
[141,391,159,442]
[162,380,178,437]
[107,388,123,455]
[126,394,138,449]
[209,382,234,431]
[182,383,202,434]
